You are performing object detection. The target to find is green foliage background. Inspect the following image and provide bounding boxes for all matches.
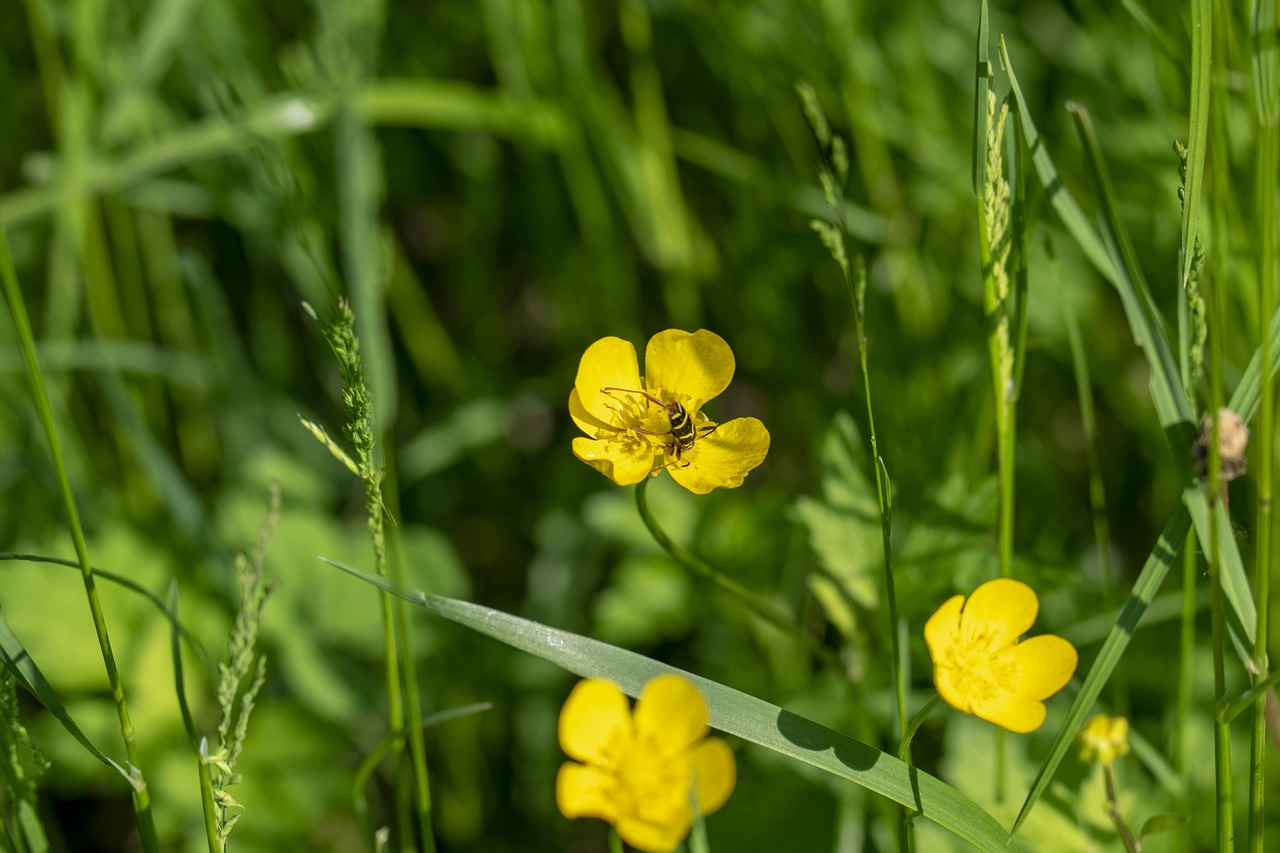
[0,0,1270,850]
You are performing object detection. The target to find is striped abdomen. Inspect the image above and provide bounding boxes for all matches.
[666,401,697,452]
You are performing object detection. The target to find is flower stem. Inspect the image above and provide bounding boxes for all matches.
[0,223,158,850]
[896,693,943,763]
[633,479,841,670]
[1102,765,1140,853]
[1249,0,1277,841]
[608,826,625,853]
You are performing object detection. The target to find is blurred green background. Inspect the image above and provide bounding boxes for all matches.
[0,0,1269,850]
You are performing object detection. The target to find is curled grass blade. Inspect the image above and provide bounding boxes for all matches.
[0,617,141,791]
[0,553,208,665]
[319,557,1018,853]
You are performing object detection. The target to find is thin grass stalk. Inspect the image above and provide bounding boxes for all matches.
[846,257,909,851]
[850,261,903,735]
[1207,220,1235,852]
[196,745,219,853]
[0,223,158,850]
[383,440,435,850]
[976,84,1016,808]
[795,87,906,801]
[1250,1,1277,846]
[1176,528,1197,785]
[1066,309,1127,720]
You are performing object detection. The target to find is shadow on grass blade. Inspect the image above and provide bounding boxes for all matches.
[319,556,1018,853]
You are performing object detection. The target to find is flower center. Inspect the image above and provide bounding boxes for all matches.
[599,732,691,823]
[938,626,1020,706]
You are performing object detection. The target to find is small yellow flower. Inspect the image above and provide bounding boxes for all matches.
[570,329,770,494]
[924,578,1078,733]
[556,675,736,853]
[1077,715,1130,766]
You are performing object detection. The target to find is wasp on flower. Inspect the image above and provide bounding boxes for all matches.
[569,329,770,494]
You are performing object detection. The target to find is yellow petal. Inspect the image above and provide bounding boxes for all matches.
[559,679,632,766]
[570,388,614,437]
[634,675,709,758]
[556,762,620,821]
[644,329,735,410]
[959,578,1039,648]
[575,337,643,425]
[616,813,689,853]
[923,593,965,658]
[1007,635,1078,700]
[931,659,974,716]
[969,691,1048,734]
[573,436,657,486]
[667,417,770,494]
[691,737,736,815]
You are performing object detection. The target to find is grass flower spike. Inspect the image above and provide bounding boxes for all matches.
[556,675,736,852]
[570,329,770,493]
[924,578,1077,733]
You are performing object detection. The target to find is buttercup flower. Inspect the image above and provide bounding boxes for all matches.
[556,674,736,853]
[924,578,1077,733]
[1077,714,1130,766]
[570,329,770,494]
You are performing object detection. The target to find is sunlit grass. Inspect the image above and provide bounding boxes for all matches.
[2,0,1280,850]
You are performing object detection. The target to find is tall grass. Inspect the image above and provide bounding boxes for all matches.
[2,1,1280,851]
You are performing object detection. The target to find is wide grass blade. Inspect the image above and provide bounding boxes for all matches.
[0,617,140,791]
[320,557,1018,852]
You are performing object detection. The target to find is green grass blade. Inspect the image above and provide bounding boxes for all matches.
[0,553,209,664]
[0,82,568,227]
[0,617,140,791]
[1001,45,1260,666]
[166,581,199,750]
[1181,0,1211,290]
[1066,102,1256,663]
[999,37,1116,282]
[1012,504,1191,835]
[972,0,990,198]
[1229,304,1280,420]
[320,558,1018,852]
[1065,104,1190,423]
[16,800,50,853]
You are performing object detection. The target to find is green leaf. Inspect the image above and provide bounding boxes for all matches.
[1139,812,1190,839]
[0,617,140,791]
[792,414,883,611]
[320,558,1019,852]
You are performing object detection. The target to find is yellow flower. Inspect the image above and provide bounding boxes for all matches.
[924,578,1078,733]
[570,329,770,494]
[1077,715,1130,766]
[556,675,736,853]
